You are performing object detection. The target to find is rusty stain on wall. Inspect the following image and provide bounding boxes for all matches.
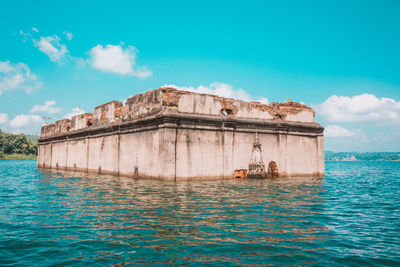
[267,161,279,178]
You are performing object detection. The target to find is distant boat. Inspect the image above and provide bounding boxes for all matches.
[342,155,357,161]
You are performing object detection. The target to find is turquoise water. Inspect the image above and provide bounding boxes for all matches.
[0,161,399,266]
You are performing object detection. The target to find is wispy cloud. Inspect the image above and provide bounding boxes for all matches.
[20,29,70,64]
[89,44,152,78]
[30,100,61,114]
[0,60,41,95]
[19,30,32,43]
[33,35,68,63]
[63,31,73,41]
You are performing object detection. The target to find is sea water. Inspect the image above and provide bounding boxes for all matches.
[0,160,399,266]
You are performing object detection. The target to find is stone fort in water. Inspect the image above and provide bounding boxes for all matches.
[37,87,325,181]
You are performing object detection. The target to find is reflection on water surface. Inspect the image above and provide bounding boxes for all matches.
[0,161,399,266]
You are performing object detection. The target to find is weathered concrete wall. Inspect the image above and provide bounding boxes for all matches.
[38,87,324,180]
[38,143,52,168]
[87,136,105,174]
[38,125,324,180]
[51,141,67,170]
[175,129,225,179]
[66,138,88,172]
[119,129,176,180]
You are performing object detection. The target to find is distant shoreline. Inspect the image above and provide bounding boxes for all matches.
[0,159,37,161]
[326,160,400,162]
[0,154,37,160]
[325,151,400,162]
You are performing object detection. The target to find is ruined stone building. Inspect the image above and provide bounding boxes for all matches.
[37,87,325,181]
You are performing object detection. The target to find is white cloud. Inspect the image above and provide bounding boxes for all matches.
[9,114,42,128]
[0,113,9,124]
[30,100,61,114]
[6,114,44,135]
[63,107,85,119]
[257,97,269,104]
[317,94,400,122]
[325,124,355,138]
[0,60,41,95]
[89,44,152,78]
[63,31,73,41]
[33,35,68,63]
[163,82,252,101]
[20,30,69,63]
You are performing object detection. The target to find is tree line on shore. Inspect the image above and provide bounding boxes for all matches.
[0,130,38,160]
[325,151,400,161]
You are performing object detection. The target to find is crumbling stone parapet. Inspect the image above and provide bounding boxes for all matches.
[218,98,239,116]
[270,101,315,121]
[40,124,55,138]
[40,87,317,140]
[161,87,185,107]
[124,89,164,120]
[71,113,93,131]
[93,101,123,126]
[55,119,71,134]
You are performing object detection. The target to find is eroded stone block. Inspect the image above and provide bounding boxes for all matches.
[71,113,93,131]
[93,101,123,126]
[54,119,71,134]
[123,89,164,120]
[40,124,55,138]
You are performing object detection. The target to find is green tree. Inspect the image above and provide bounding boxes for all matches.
[0,130,38,158]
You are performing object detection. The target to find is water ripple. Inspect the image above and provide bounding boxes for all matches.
[0,160,399,266]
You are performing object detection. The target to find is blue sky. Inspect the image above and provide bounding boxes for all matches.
[1,0,399,152]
